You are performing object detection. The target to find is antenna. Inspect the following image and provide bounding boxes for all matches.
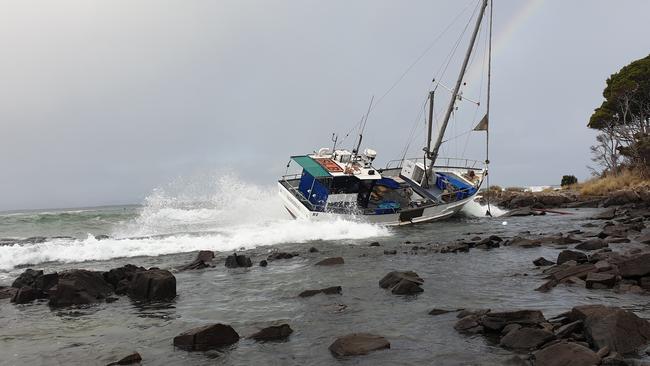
[353,95,375,158]
[331,133,339,153]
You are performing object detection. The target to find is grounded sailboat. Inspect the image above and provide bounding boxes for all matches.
[278,0,493,226]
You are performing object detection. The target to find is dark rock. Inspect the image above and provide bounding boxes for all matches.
[11,269,43,288]
[384,249,397,255]
[533,342,600,366]
[640,277,650,290]
[104,265,145,293]
[11,286,38,304]
[378,271,423,295]
[585,272,617,289]
[557,250,588,265]
[429,308,459,316]
[619,253,650,277]
[554,320,583,338]
[249,324,293,341]
[95,234,110,241]
[439,242,471,253]
[533,257,555,266]
[549,263,596,282]
[481,310,546,332]
[637,232,650,244]
[225,253,252,268]
[593,207,618,219]
[328,333,390,357]
[34,273,59,292]
[369,241,380,247]
[603,190,640,207]
[48,270,114,307]
[173,324,240,351]
[298,286,342,297]
[457,308,491,318]
[308,247,319,253]
[507,236,541,248]
[575,238,608,251]
[128,269,176,301]
[179,251,215,270]
[570,305,650,354]
[21,236,47,244]
[454,315,483,334]
[259,260,268,267]
[107,352,142,365]
[267,252,299,260]
[315,257,344,266]
[499,327,555,350]
[0,286,18,300]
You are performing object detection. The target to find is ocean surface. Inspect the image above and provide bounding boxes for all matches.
[0,177,648,365]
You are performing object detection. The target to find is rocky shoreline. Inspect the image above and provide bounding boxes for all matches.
[3,193,650,365]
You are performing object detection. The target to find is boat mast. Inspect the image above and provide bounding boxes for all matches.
[428,0,489,166]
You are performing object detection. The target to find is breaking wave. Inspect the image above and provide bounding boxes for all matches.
[0,173,390,272]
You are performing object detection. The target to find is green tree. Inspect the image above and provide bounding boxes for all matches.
[561,175,577,187]
[588,54,650,174]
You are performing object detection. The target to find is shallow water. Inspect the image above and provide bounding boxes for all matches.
[1,179,648,365]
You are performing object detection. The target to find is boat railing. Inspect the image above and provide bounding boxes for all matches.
[279,175,326,212]
[384,157,485,171]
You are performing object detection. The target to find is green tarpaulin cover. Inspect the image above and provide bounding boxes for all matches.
[291,156,331,178]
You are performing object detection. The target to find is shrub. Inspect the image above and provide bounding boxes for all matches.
[561,175,578,187]
[578,169,647,196]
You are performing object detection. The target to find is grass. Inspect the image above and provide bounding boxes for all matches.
[573,169,648,196]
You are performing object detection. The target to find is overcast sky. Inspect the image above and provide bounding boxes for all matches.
[1,0,650,211]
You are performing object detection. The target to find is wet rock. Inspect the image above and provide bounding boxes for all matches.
[308,247,319,253]
[298,286,342,297]
[636,232,650,244]
[507,236,541,248]
[328,333,390,357]
[128,269,176,301]
[34,273,59,293]
[554,320,583,339]
[225,253,253,268]
[550,263,596,281]
[173,324,240,351]
[384,249,397,255]
[454,315,483,334]
[499,327,555,350]
[533,342,600,366]
[606,237,631,244]
[267,252,299,260]
[11,286,39,304]
[603,190,641,207]
[315,257,344,266]
[21,236,47,244]
[619,253,650,277]
[369,241,380,247]
[259,260,268,267]
[0,286,18,300]
[179,251,215,271]
[11,269,44,288]
[570,305,650,354]
[249,324,293,341]
[104,265,145,295]
[439,242,470,253]
[575,238,608,251]
[457,308,491,318]
[557,250,588,265]
[49,269,114,307]
[640,277,650,290]
[505,207,544,217]
[533,257,555,266]
[379,271,423,295]
[593,207,618,219]
[481,310,546,332]
[429,308,459,316]
[106,352,142,365]
[95,234,110,241]
[585,272,617,289]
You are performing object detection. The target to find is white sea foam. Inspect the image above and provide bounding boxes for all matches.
[0,173,390,272]
[461,198,507,218]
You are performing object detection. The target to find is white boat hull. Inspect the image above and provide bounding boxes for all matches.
[278,182,475,226]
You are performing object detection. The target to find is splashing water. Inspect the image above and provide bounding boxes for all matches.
[461,198,507,218]
[0,173,391,272]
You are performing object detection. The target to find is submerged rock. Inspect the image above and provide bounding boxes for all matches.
[267,252,299,260]
[128,269,176,301]
[575,238,608,251]
[557,250,588,265]
[481,310,546,332]
[0,286,18,300]
[179,251,215,271]
[315,257,344,266]
[328,333,390,357]
[11,286,39,304]
[249,324,293,341]
[224,253,253,268]
[533,342,600,366]
[533,257,555,266]
[585,272,617,289]
[298,286,342,298]
[173,324,240,351]
[106,352,142,365]
[379,271,423,295]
